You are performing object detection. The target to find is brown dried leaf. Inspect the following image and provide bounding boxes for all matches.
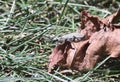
[105,8,120,23]
[48,42,70,72]
[48,40,89,72]
[48,8,120,72]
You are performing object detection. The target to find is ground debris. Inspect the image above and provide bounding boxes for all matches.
[48,8,120,72]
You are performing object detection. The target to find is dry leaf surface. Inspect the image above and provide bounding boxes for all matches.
[48,8,120,72]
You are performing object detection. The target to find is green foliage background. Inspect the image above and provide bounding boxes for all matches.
[0,0,120,82]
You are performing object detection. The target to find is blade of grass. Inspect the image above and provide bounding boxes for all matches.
[47,72,68,82]
[4,0,16,26]
[9,24,53,53]
[39,1,111,14]
[55,71,76,82]
[74,56,111,82]
[59,0,70,20]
